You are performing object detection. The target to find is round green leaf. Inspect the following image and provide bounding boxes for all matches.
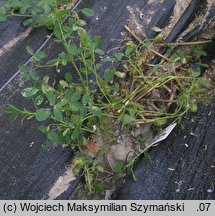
[47,132,60,142]
[189,103,198,112]
[65,72,73,83]
[77,19,87,26]
[0,6,6,22]
[95,49,105,55]
[43,3,51,14]
[121,114,136,125]
[69,101,81,112]
[91,106,103,117]
[104,68,115,82]
[0,6,6,16]
[45,91,56,106]
[38,125,49,133]
[71,128,81,140]
[82,95,90,105]
[53,107,63,121]
[68,44,78,55]
[114,160,125,173]
[71,92,81,102]
[33,51,46,62]
[21,87,38,98]
[114,53,124,61]
[82,8,94,17]
[19,65,31,73]
[30,71,39,81]
[35,95,44,106]
[115,71,126,79]
[36,108,51,121]
[59,80,69,88]
[192,68,201,77]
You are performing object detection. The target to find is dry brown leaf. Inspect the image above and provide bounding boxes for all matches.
[140,62,148,71]
[85,138,100,154]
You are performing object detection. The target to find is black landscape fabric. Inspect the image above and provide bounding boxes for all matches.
[0,0,215,199]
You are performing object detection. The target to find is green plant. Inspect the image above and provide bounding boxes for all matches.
[1,0,213,197]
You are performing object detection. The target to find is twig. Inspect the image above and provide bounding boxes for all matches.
[105,154,114,171]
[124,25,172,62]
[141,98,177,103]
[124,25,142,43]
[168,92,175,107]
[147,47,171,62]
[107,46,123,54]
[155,40,212,47]
[146,101,161,112]
[136,119,155,124]
[120,84,142,111]
[163,84,172,93]
[134,82,161,102]
[139,113,164,117]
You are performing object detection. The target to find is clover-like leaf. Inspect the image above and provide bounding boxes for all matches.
[21,87,38,98]
[36,108,51,121]
[82,8,94,17]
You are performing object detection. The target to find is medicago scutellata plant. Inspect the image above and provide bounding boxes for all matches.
[1,0,213,196]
